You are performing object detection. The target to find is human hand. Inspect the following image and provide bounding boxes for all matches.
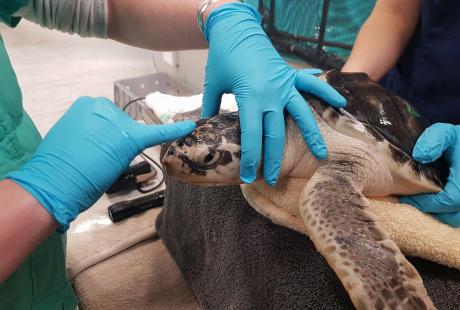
[400,123,460,227]
[202,3,346,185]
[8,97,195,231]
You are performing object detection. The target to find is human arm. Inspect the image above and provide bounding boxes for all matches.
[15,0,237,49]
[400,124,460,227]
[0,180,57,283]
[342,0,421,81]
[1,97,195,283]
[107,0,237,50]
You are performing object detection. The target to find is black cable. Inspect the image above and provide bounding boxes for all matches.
[138,151,165,193]
[122,97,146,113]
[121,97,165,194]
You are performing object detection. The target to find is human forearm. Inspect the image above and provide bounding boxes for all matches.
[107,0,237,50]
[343,16,409,80]
[342,0,421,81]
[15,0,237,48]
[0,180,57,283]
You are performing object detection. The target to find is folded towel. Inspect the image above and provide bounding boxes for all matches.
[157,170,460,309]
[145,92,237,124]
[67,187,199,309]
[240,178,460,270]
[369,197,460,269]
[72,235,200,310]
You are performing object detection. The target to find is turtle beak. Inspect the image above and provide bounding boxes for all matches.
[162,154,181,178]
[162,145,180,177]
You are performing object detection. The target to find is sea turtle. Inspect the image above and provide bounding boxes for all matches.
[161,70,447,310]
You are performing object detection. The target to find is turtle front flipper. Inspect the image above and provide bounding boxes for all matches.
[300,165,436,310]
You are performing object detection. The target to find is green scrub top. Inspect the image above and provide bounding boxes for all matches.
[0,1,78,309]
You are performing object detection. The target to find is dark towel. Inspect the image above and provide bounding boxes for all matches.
[156,153,460,309]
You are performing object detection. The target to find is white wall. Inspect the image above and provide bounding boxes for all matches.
[152,50,208,92]
[1,20,155,135]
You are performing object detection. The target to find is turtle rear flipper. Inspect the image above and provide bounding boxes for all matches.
[300,165,436,310]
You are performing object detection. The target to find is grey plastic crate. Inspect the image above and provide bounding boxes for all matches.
[114,73,197,124]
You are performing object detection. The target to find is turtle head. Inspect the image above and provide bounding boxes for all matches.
[162,113,243,185]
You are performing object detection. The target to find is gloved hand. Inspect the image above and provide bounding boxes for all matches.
[8,97,195,231]
[202,3,346,185]
[400,123,460,227]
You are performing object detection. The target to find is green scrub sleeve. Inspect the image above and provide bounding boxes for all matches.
[0,0,27,27]
[17,0,108,38]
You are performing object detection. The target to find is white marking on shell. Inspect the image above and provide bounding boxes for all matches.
[378,103,392,126]
[321,107,441,194]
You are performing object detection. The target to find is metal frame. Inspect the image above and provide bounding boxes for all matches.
[258,0,351,69]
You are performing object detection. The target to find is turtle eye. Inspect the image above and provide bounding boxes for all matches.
[200,150,221,167]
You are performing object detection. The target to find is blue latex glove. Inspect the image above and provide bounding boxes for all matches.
[400,123,460,227]
[202,3,346,185]
[8,97,195,231]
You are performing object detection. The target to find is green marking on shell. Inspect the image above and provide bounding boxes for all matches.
[404,102,421,118]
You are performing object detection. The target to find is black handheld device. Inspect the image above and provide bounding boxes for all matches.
[108,190,165,222]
